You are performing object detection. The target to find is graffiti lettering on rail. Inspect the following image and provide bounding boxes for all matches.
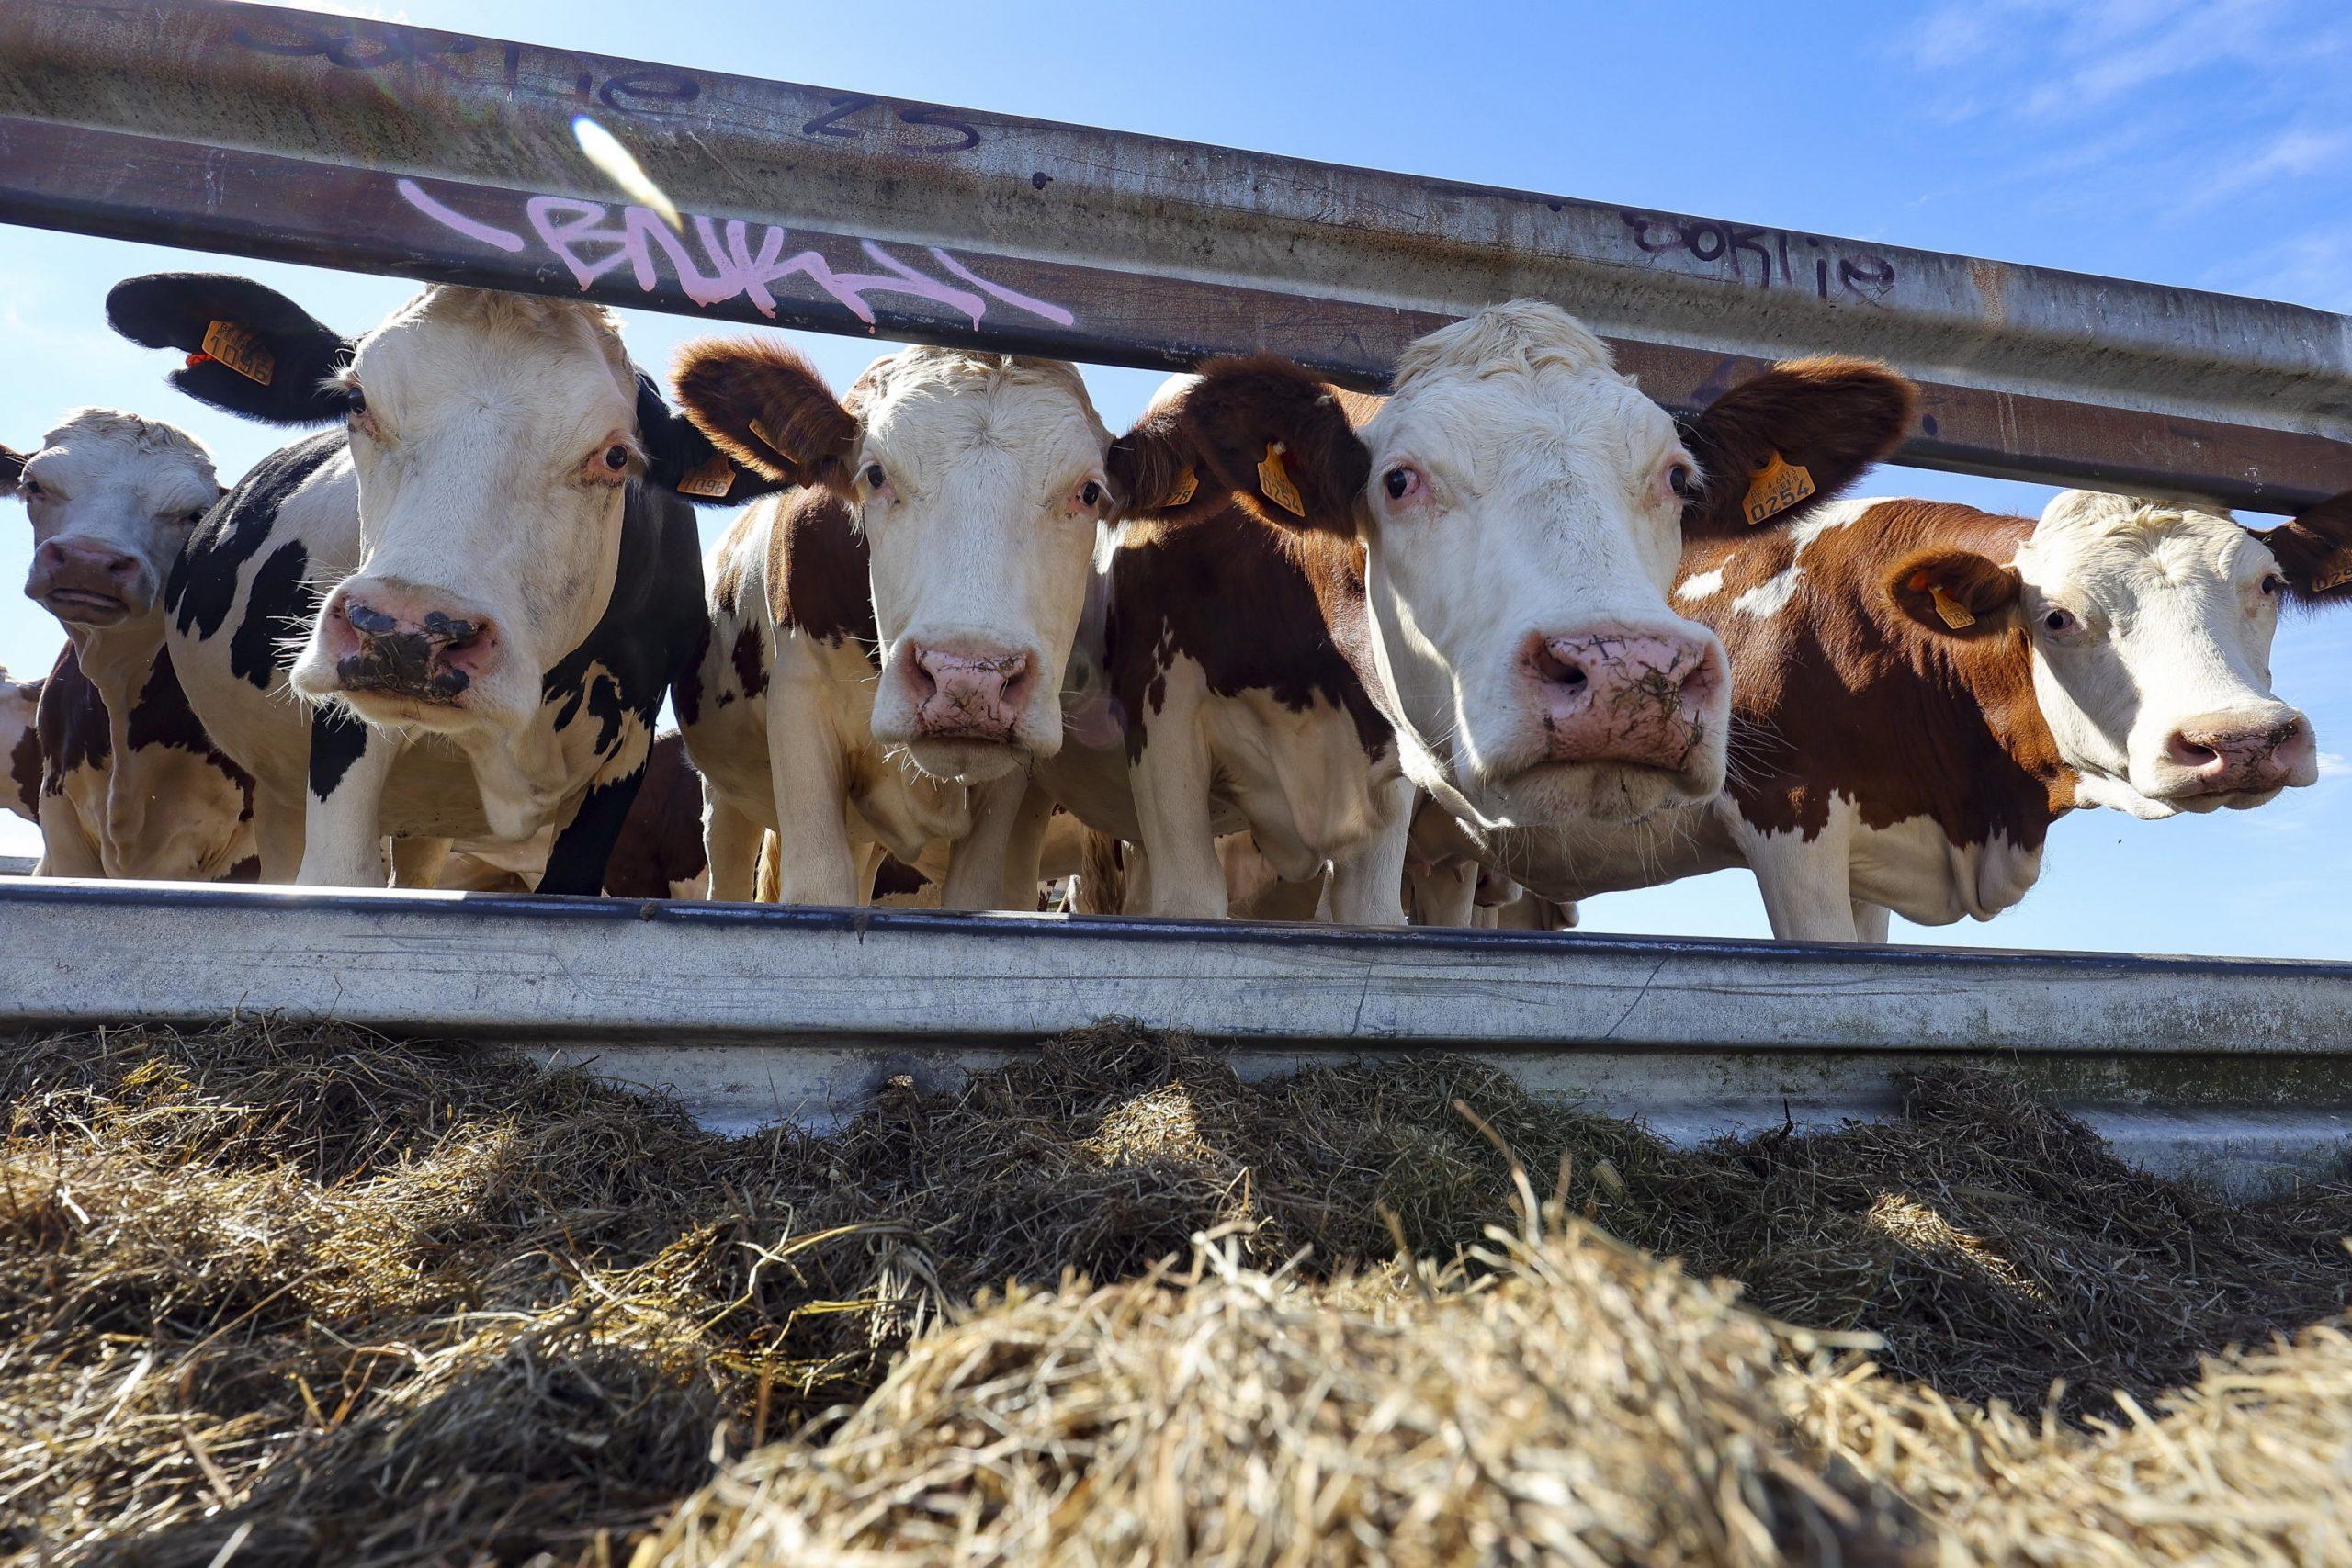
[395,180,1077,331]
[1619,213,1897,302]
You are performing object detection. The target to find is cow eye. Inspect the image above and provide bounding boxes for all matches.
[1383,465,1422,502]
[18,479,40,499]
[1079,479,1104,509]
[2041,607,2077,635]
[2260,572,2286,597]
[1668,463,1695,498]
[864,463,888,491]
[603,445,630,472]
[182,507,208,525]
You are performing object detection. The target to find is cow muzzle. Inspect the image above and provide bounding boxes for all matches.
[1525,628,1724,773]
[903,643,1036,744]
[27,537,152,626]
[2150,706,2316,805]
[318,583,501,707]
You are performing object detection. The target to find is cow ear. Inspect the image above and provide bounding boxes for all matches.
[0,446,24,497]
[1886,547,2021,637]
[1136,356,1370,535]
[106,272,356,425]
[631,375,794,507]
[2246,490,2352,604]
[1680,356,1916,538]
[1105,401,1230,524]
[672,337,861,497]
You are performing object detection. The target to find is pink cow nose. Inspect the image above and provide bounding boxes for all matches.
[29,538,145,619]
[906,644,1034,740]
[1528,629,1724,771]
[325,583,500,703]
[2164,713,2312,794]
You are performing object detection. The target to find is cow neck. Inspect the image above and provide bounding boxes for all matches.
[1694,500,2075,853]
[765,488,880,660]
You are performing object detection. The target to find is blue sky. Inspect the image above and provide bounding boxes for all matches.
[5,0,2349,956]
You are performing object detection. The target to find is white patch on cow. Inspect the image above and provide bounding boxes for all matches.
[2015,490,2313,818]
[1786,496,1882,555]
[1675,568,1724,602]
[1737,792,2046,939]
[1731,569,1804,619]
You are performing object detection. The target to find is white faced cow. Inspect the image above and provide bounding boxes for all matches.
[4,411,255,881]
[105,273,774,888]
[1470,488,2352,941]
[1033,301,1916,921]
[668,341,1110,908]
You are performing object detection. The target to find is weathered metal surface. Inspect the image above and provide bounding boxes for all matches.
[0,3,2346,508]
[5,879,2348,1194]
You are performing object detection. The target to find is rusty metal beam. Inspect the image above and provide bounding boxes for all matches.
[0,1,2347,509]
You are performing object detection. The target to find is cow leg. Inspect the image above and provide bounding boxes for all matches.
[251,782,305,884]
[1851,900,1893,944]
[390,836,452,888]
[297,710,402,886]
[1408,859,1480,927]
[1745,839,1860,942]
[763,688,857,908]
[1128,675,1227,920]
[35,797,102,879]
[998,780,1057,912]
[939,771,1029,911]
[539,752,648,897]
[1326,778,1414,927]
[704,793,763,903]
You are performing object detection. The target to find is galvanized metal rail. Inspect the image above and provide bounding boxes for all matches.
[6,879,2349,1195]
[0,0,2347,508]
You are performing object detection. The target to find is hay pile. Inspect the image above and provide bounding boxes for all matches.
[3,1018,2348,1564]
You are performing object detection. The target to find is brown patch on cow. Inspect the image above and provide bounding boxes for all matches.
[1108,503,1391,763]
[730,626,769,700]
[9,685,42,820]
[1678,357,1916,540]
[36,646,107,796]
[225,854,261,882]
[673,337,860,493]
[1678,499,2073,852]
[673,618,710,728]
[870,854,931,899]
[2249,488,2352,602]
[602,732,708,898]
[764,489,879,660]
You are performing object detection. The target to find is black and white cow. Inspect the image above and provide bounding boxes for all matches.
[107,274,777,889]
[4,666,40,827]
[5,410,255,880]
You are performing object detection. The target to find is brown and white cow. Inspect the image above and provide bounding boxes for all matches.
[4,667,40,827]
[671,342,1111,908]
[4,411,255,881]
[1466,488,2352,941]
[1033,301,1917,921]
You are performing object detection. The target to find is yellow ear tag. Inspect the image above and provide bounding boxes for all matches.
[674,452,735,499]
[2312,551,2352,592]
[1164,467,1199,507]
[1257,442,1306,517]
[1742,452,1815,527]
[746,416,794,466]
[1929,584,1976,630]
[200,320,275,386]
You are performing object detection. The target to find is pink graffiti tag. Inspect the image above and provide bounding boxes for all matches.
[394,178,1076,330]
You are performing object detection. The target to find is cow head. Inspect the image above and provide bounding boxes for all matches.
[674,340,1111,784]
[1889,488,2352,818]
[107,273,775,741]
[1114,302,1915,827]
[5,411,221,631]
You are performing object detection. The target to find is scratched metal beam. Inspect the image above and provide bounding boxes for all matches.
[0,1,2347,509]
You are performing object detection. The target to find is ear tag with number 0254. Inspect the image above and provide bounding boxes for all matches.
[1742,452,1815,526]
[1929,585,1976,630]
[1258,443,1306,517]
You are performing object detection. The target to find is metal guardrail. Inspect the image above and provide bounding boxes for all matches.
[6,880,2351,1193]
[0,0,2347,508]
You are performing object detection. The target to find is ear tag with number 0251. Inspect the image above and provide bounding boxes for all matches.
[1258,443,1306,517]
[1742,452,1815,526]
[201,321,275,386]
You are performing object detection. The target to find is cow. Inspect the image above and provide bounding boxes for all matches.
[1463,488,2352,942]
[435,730,713,898]
[668,341,1112,908]
[3,667,40,826]
[105,273,777,890]
[1028,301,1917,921]
[4,410,256,881]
